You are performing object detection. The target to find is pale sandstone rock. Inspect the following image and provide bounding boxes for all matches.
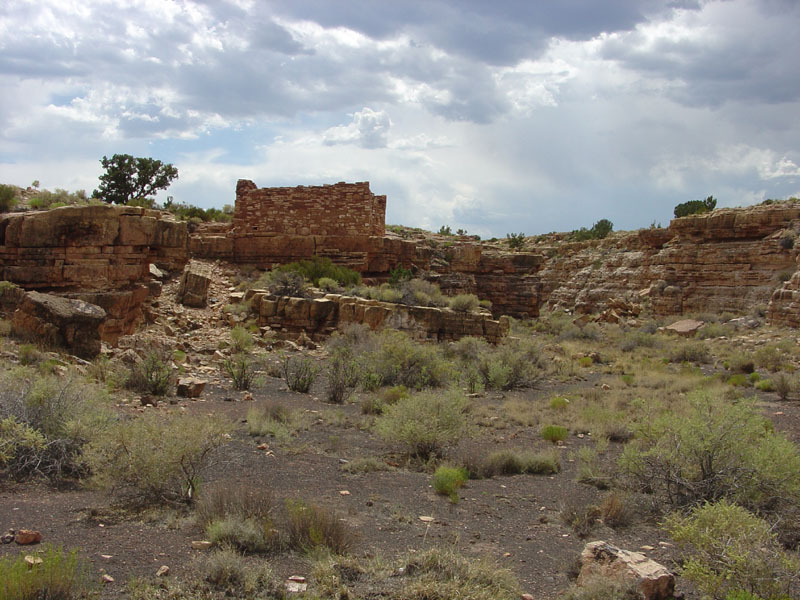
[14,529,42,545]
[662,319,705,336]
[578,541,675,600]
[175,262,211,308]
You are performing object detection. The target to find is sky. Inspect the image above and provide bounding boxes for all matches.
[1,0,799,238]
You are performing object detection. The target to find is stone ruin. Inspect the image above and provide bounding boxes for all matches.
[2,180,800,357]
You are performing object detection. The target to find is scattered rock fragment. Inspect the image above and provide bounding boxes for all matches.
[285,575,307,593]
[101,574,115,584]
[14,530,42,545]
[661,319,705,337]
[24,555,43,567]
[156,565,170,577]
[191,541,213,550]
[177,377,207,398]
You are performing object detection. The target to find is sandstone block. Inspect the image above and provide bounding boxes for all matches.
[578,541,675,600]
[175,262,212,308]
[177,377,207,398]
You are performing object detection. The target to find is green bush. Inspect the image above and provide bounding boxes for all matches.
[448,294,480,313]
[477,338,541,390]
[754,345,785,373]
[221,353,263,391]
[0,369,112,481]
[325,347,359,404]
[665,500,799,600]
[541,425,568,444]
[619,392,800,512]
[197,482,277,554]
[669,342,711,363]
[285,499,352,554]
[230,325,254,353]
[277,256,361,287]
[125,350,174,395]
[265,270,309,297]
[755,379,775,392]
[86,412,232,505]
[374,389,471,459]
[774,373,793,400]
[506,232,525,250]
[674,195,717,218]
[246,401,295,441]
[362,330,454,390]
[317,276,340,292]
[0,545,95,600]
[0,184,17,212]
[432,465,469,503]
[479,449,560,477]
[282,354,319,393]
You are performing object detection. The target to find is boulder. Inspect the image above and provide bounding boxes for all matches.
[175,262,211,308]
[14,529,42,545]
[577,541,675,600]
[12,291,105,358]
[177,377,207,398]
[661,319,705,337]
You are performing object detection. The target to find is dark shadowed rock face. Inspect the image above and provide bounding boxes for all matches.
[12,291,106,358]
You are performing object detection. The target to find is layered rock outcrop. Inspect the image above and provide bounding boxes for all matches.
[245,291,509,344]
[539,203,800,320]
[0,205,188,342]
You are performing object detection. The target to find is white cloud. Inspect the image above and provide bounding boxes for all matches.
[322,107,391,149]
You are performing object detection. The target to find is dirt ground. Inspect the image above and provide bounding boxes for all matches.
[2,266,800,599]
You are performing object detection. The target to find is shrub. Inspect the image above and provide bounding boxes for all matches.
[755,345,785,373]
[674,196,717,218]
[755,379,775,392]
[665,500,799,600]
[479,449,560,477]
[432,465,469,502]
[619,392,800,512]
[0,545,95,600]
[396,278,448,308]
[325,348,359,404]
[285,499,352,554]
[448,294,480,313]
[560,500,600,538]
[477,338,541,390]
[199,548,283,597]
[362,330,454,390]
[246,402,295,441]
[0,184,17,212]
[0,369,112,481]
[277,256,361,287]
[125,350,174,395]
[506,232,525,250]
[282,355,319,393]
[779,235,795,250]
[669,342,711,363]
[317,276,340,292]
[86,412,232,505]
[541,424,568,444]
[197,483,277,554]
[774,373,793,400]
[550,396,569,410]
[230,325,254,353]
[560,577,641,600]
[266,270,309,297]
[599,492,633,528]
[221,353,262,391]
[374,389,471,460]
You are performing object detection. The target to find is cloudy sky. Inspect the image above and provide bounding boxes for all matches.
[1,0,799,237]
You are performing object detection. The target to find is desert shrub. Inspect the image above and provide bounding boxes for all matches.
[479,449,560,477]
[396,278,448,307]
[448,294,480,313]
[325,348,359,404]
[619,392,800,512]
[327,322,376,355]
[0,545,95,600]
[779,234,795,250]
[728,353,756,374]
[432,465,469,502]
[755,379,775,392]
[0,369,112,481]
[86,412,232,505]
[28,188,87,210]
[550,396,569,410]
[598,492,634,528]
[755,345,785,373]
[0,184,17,212]
[576,446,613,489]
[774,373,793,400]
[200,548,283,598]
[282,354,319,393]
[340,457,394,474]
[229,325,254,353]
[506,232,525,250]
[197,483,277,554]
[541,424,568,443]
[277,256,361,287]
[669,342,711,363]
[317,276,340,292]
[18,344,41,366]
[221,353,263,391]
[265,270,309,297]
[560,577,641,600]
[665,500,799,600]
[125,350,174,395]
[620,330,660,352]
[477,338,541,390]
[362,330,454,390]
[728,373,751,387]
[561,500,600,538]
[246,402,296,441]
[285,499,352,554]
[399,547,520,600]
[374,389,471,460]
